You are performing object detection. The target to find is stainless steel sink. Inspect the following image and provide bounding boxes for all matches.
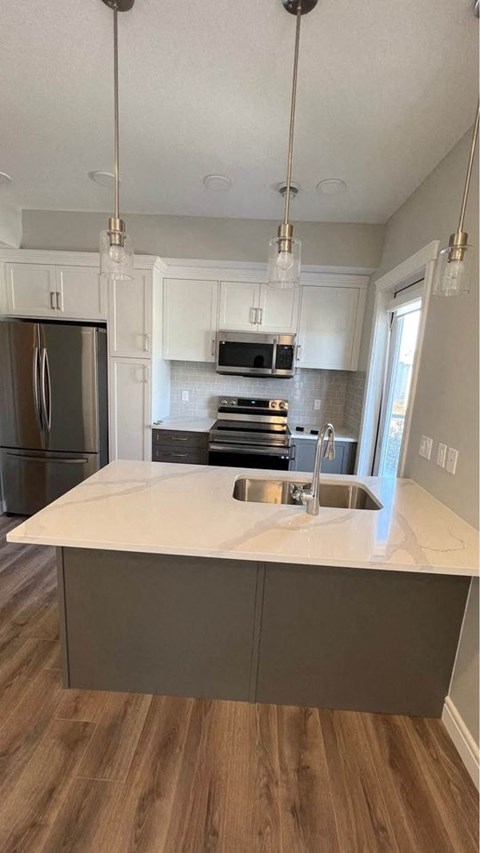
[232,478,382,510]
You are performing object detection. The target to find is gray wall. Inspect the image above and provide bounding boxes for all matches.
[21,210,385,269]
[373,129,479,748]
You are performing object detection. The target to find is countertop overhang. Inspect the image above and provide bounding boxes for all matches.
[7,461,479,577]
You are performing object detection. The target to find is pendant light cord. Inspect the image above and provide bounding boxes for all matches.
[283,2,302,226]
[457,102,479,234]
[113,5,120,222]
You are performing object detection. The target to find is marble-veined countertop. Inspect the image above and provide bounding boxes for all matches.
[151,417,215,432]
[7,461,478,577]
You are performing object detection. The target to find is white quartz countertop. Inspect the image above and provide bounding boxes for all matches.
[290,427,358,443]
[8,461,478,577]
[152,417,215,433]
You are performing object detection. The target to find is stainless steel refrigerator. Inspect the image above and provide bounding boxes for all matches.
[0,319,108,515]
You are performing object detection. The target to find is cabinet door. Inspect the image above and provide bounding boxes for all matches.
[56,266,106,320]
[298,286,362,370]
[258,284,299,333]
[163,279,218,362]
[4,263,57,317]
[218,281,259,331]
[290,439,316,473]
[109,271,152,358]
[109,358,151,461]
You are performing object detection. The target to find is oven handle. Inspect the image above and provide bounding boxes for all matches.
[209,443,291,458]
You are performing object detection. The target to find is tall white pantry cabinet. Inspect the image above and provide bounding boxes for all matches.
[0,250,168,464]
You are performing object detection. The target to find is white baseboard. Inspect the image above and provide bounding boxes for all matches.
[442,696,479,790]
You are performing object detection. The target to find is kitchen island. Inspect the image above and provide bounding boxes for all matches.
[8,461,478,716]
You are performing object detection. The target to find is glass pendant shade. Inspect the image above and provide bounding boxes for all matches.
[99,229,134,280]
[433,243,472,297]
[267,236,302,289]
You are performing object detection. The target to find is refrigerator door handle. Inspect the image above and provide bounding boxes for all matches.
[32,345,43,431]
[40,347,52,432]
[6,452,89,464]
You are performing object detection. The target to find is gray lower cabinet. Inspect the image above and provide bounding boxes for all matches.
[60,549,258,701]
[152,428,209,465]
[255,562,469,716]
[58,548,469,717]
[290,437,357,475]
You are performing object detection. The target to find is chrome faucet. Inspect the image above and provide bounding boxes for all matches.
[293,423,336,515]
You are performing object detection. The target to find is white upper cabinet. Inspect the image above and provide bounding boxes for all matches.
[218,281,298,333]
[163,278,218,362]
[109,270,152,358]
[3,262,106,320]
[56,266,106,320]
[4,263,58,317]
[257,285,299,333]
[297,284,367,371]
[218,281,260,331]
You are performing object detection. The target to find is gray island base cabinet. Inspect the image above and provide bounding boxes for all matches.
[57,548,469,717]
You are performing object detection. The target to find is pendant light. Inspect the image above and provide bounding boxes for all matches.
[433,103,479,297]
[99,0,134,280]
[267,0,318,290]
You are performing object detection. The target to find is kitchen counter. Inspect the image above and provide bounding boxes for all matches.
[290,426,358,442]
[151,417,215,433]
[11,460,475,714]
[8,460,478,577]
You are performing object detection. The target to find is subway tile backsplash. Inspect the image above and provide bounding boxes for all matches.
[169,362,365,434]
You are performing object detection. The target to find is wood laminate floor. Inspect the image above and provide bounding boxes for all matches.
[0,514,477,853]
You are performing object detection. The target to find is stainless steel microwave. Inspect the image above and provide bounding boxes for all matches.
[216,331,296,377]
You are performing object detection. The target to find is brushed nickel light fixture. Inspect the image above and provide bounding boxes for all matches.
[99,0,134,280]
[433,103,479,297]
[267,0,318,290]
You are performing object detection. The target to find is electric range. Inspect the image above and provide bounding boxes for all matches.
[208,397,292,470]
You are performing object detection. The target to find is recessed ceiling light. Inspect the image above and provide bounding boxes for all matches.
[203,174,232,192]
[0,172,12,185]
[316,178,347,195]
[88,170,120,188]
[277,181,300,200]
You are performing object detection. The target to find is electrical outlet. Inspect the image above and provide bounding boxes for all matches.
[181,390,189,402]
[419,435,433,460]
[446,447,459,475]
[436,443,447,468]
[314,399,322,411]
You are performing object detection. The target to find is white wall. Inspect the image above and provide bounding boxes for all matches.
[20,210,385,269]
[373,128,479,750]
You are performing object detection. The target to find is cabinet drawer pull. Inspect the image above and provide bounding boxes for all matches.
[211,338,215,357]
[171,452,188,458]
[56,291,62,311]
[171,436,189,441]
[257,307,263,325]
[144,333,150,352]
[250,307,256,325]
[144,366,150,383]
[296,344,302,361]
[50,291,56,310]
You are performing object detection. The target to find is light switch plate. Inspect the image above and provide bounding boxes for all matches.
[446,447,458,475]
[181,390,189,402]
[419,435,433,460]
[436,443,447,468]
[314,399,322,411]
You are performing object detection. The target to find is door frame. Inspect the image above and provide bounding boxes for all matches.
[356,241,439,477]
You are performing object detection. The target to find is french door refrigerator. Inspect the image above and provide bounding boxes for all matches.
[0,319,108,515]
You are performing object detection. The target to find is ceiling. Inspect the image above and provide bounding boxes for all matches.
[0,0,478,223]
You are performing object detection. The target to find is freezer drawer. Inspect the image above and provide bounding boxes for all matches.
[1,449,100,515]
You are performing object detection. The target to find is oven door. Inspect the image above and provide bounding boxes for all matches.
[208,443,291,471]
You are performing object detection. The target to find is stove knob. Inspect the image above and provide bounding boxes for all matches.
[230,399,237,405]
[270,401,278,409]
[220,399,228,406]
[279,401,287,409]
